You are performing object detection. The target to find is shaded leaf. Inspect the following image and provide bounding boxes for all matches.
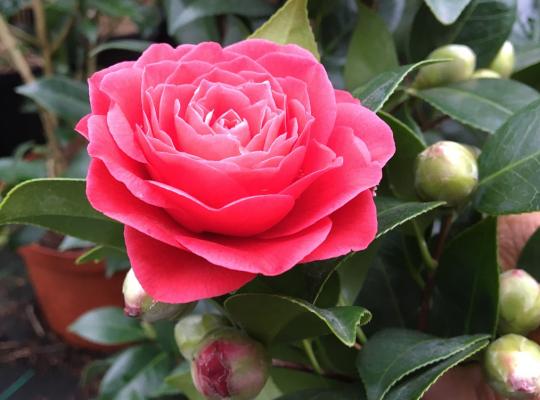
[384,338,489,400]
[474,98,540,214]
[275,385,365,400]
[379,112,426,199]
[90,40,152,56]
[250,0,319,59]
[353,59,446,112]
[0,179,124,249]
[225,294,371,346]
[68,307,147,345]
[376,197,445,238]
[432,218,499,336]
[16,76,89,122]
[357,328,489,400]
[414,78,539,134]
[344,3,398,90]
[518,228,540,281]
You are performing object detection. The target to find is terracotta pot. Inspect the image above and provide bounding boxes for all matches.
[18,243,125,351]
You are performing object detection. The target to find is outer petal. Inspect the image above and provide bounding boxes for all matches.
[88,61,135,115]
[176,218,332,276]
[335,102,395,166]
[302,190,377,262]
[126,227,255,303]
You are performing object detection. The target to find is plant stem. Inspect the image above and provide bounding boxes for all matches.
[301,339,324,375]
[356,326,367,345]
[32,0,53,76]
[412,220,438,270]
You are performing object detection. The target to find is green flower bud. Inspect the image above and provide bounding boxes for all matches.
[414,44,476,89]
[174,314,229,360]
[471,69,501,79]
[484,334,540,399]
[191,328,270,400]
[489,41,515,78]
[414,141,479,206]
[499,270,540,335]
[122,269,194,322]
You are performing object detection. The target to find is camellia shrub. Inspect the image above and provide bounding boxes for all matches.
[1,0,540,399]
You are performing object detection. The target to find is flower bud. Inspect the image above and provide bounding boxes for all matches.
[174,314,229,360]
[471,69,501,79]
[489,41,515,78]
[122,269,194,322]
[499,270,540,335]
[191,328,270,400]
[414,44,476,89]
[414,141,479,206]
[484,334,540,399]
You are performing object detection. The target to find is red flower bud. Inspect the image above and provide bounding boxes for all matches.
[191,328,270,400]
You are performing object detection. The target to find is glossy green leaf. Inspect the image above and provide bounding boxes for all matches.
[352,60,445,112]
[384,338,489,400]
[357,329,489,400]
[0,179,124,249]
[518,228,540,281]
[344,3,398,90]
[90,39,152,56]
[474,98,540,214]
[166,0,273,33]
[424,0,472,25]
[414,78,539,134]
[250,0,319,59]
[410,0,516,67]
[379,112,426,199]
[68,307,147,345]
[376,197,445,238]
[515,44,540,72]
[356,233,424,334]
[225,294,371,346]
[432,218,499,336]
[16,76,89,122]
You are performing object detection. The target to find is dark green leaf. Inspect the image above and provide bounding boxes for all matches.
[68,307,147,345]
[16,76,89,122]
[337,244,380,306]
[414,78,539,134]
[376,197,445,237]
[474,98,540,214]
[424,0,472,25]
[0,179,125,249]
[250,0,319,59]
[384,338,489,400]
[167,0,273,33]
[379,112,426,199]
[515,44,540,72]
[432,218,499,336]
[356,233,424,334]
[344,3,398,90]
[352,60,446,112]
[90,40,152,57]
[357,329,489,400]
[410,0,516,67]
[518,228,540,281]
[0,0,31,17]
[0,157,46,187]
[225,294,371,346]
[275,386,365,400]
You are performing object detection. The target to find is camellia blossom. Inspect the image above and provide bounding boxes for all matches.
[76,39,395,303]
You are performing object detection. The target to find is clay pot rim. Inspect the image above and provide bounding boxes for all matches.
[18,242,108,275]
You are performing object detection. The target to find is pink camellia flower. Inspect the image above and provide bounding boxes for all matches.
[76,39,395,303]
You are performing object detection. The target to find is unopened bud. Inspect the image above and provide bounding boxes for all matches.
[175,314,229,360]
[484,334,540,399]
[471,69,501,79]
[499,270,540,335]
[414,141,479,206]
[122,269,194,322]
[414,44,476,89]
[191,328,270,400]
[489,41,515,78]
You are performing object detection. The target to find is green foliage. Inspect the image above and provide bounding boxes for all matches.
[250,0,319,59]
[519,228,540,280]
[68,307,147,345]
[475,98,540,214]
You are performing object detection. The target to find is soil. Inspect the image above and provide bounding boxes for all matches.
[0,248,101,400]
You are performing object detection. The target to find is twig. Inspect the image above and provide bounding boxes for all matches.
[301,339,324,375]
[0,15,34,83]
[25,304,45,337]
[31,0,52,76]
